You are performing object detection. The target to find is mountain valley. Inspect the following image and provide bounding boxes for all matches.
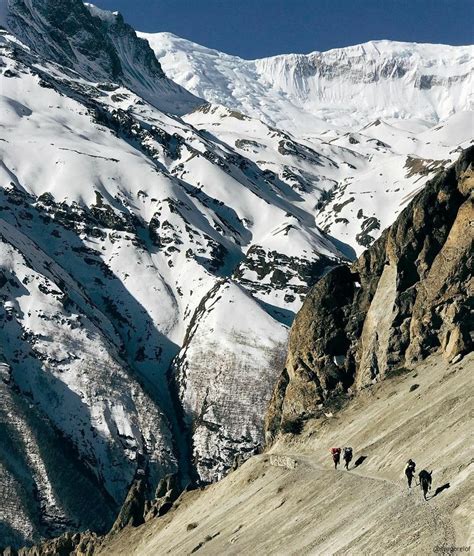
[0,1,472,552]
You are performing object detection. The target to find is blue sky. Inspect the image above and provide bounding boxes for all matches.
[92,0,474,58]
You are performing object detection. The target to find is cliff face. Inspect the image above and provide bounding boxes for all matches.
[266,147,473,440]
[171,280,288,484]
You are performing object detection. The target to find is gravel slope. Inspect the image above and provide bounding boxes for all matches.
[98,352,473,555]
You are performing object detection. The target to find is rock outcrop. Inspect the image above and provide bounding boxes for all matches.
[109,478,147,535]
[9,474,182,555]
[143,474,181,522]
[266,147,473,440]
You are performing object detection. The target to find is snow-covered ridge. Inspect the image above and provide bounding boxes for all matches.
[1,0,202,114]
[84,2,119,23]
[142,32,473,135]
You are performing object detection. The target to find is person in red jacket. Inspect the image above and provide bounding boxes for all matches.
[330,447,341,469]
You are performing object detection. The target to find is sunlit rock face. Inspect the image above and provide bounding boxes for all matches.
[266,147,473,441]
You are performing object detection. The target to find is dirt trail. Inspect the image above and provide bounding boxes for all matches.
[98,353,473,555]
[277,452,457,554]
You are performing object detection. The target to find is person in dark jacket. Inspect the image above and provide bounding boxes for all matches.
[418,469,432,500]
[343,447,353,470]
[405,459,416,488]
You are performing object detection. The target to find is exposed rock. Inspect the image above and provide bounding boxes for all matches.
[81,353,473,556]
[266,147,473,441]
[265,264,356,437]
[3,0,201,115]
[268,455,298,469]
[171,280,288,484]
[233,244,340,314]
[109,479,147,535]
[6,0,122,79]
[14,473,184,555]
[143,474,181,521]
[404,156,449,179]
[16,531,100,556]
[355,216,381,247]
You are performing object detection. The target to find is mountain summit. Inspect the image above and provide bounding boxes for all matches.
[143,32,473,136]
[0,0,202,114]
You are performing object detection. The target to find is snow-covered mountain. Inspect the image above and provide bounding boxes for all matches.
[1,0,202,114]
[183,104,472,255]
[145,32,473,250]
[144,32,473,137]
[0,0,472,548]
[0,2,343,545]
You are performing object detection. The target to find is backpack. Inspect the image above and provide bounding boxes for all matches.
[331,447,341,455]
[344,447,353,458]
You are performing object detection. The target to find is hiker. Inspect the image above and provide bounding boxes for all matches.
[343,447,353,470]
[418,469,432,500]
[330,447,341,469]
[405,459,416,488]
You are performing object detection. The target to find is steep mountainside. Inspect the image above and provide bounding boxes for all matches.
[183,103,473,256]
[0,3,351,546]
[14,150,473,556]
[266,147,473,440]
[0,1,472,549]
[89,352,474,556]
[143,33,473,136]
[0,0,201,114]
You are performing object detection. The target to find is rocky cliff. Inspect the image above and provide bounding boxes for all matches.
[266,146,473,440]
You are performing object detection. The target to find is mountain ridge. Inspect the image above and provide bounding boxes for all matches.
[153,33,473,57]
[0,0,472,549]
[143,31,473,135]
[0,0,203,115]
